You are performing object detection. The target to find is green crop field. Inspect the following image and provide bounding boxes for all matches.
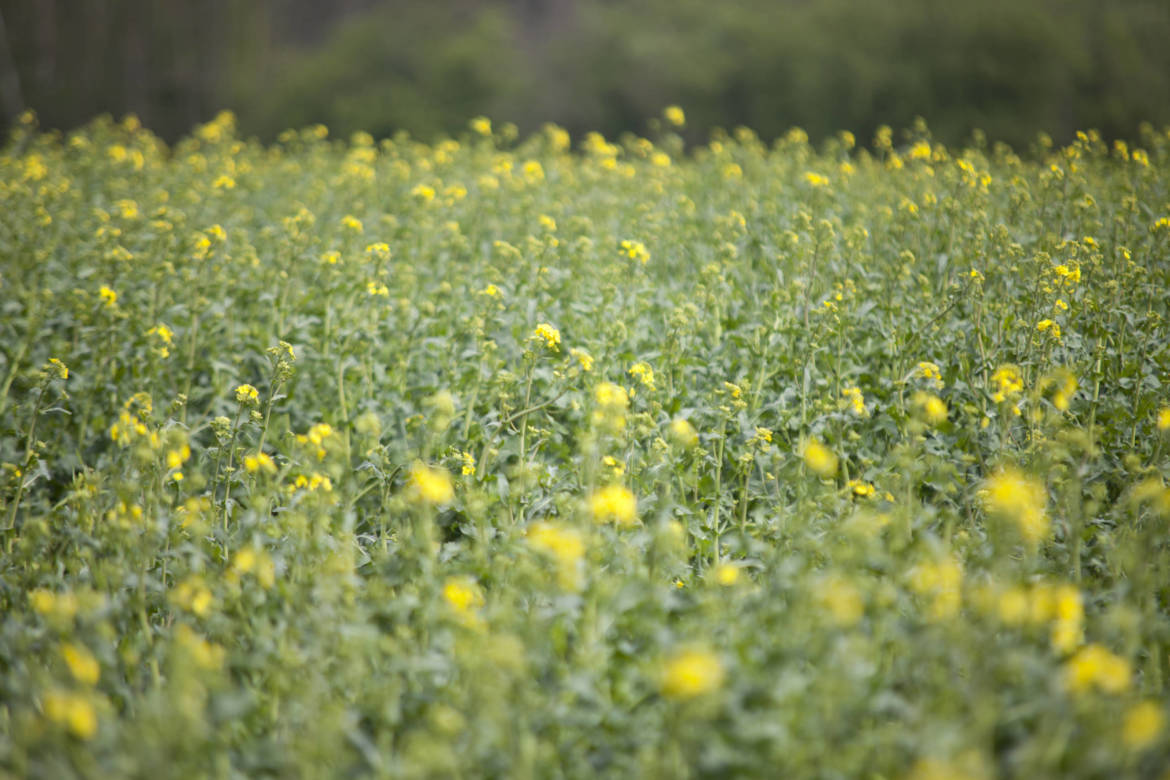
[2,108,1170,778]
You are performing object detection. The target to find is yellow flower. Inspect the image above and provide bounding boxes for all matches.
[528,521,586,589]
[594,381,629,411]
[147,323,174,346]
[442,577,484,613]
[1049,584,1084,653]
[460,451,476,476]
[669,418,699,449]
[235,384,260,405]
[478,283,501,297]
[175,624,226,670]
[990,364,1024,404]
[588,484,637,527]
[848,479,875,498]
[569,347,594,372]
[818,574,864,627]
[915,361,944,388]
[1157,407,1170,432]
[340,214,363,233]
[243,452,276,474]
[663,105,686,127]
[711,562,741,586]
[1036,319,1062,339]
[531,323,561,351]
[470,116,492,135]
[619,239,650,264]
[804,172,830,188]
[411,183,436,202]
[407,462,454,506]
[996,586,1030,625]
[365,242,391,259]
[522,160,544,182]
[43,690,98,740]
[528,522,585,565]
[913,391,948,425]
[171,577,214,617]
[909,557,963,620]
[841,386,866,416]
[98,285,118,308]
[1122,701,1164,750]
[47,358,69,380]
[661,647,724,700]
[30,589,56,615]
[61,643,100,686]
[980,467,1050,545]
[801,437,838,479]
[628,361,655,390]
[1064,644,1131,694]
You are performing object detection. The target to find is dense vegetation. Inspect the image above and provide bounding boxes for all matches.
[2,108,1170,777]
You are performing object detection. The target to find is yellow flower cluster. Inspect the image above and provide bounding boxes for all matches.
[660,647,724,700]
[531,322,561,351]
[915,361,944,388]
[243,452,276,474]
[235,383,260,405]
[663,105,686,127]
[407,462,454,506]
[230,546,276,589]
[1036,319,1062,340]
[669,417,699,449]
[818,574,864,626]
[841,386,866,416]
[588,484,637,527]
[442,577,484,618]
[43,690,98,739]
[801,437,838,479]
[980,467,1050,546]
[569,347,593,372]
[98,284,118,308]
[1063,644,1130,695]
[974,580,1084,652]
[527,521,586,590]
[913,391,948,426]
[909,556,963,620]
[592,381,629,431]
[990,365,1023,404]
[628,361,655,391]
[619,239,650,264]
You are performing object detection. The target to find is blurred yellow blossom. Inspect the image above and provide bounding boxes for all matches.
[43,690,97,740]
[661,647,724,700]
[801,437,838,479]
[1122,701,1164,750]
[980,467,1050,545]
[407,462,454,506]
[1064,644,1131,694]
[61,643,100,686]
[588,484,637,527]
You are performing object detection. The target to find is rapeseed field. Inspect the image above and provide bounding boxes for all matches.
[2,108,1169,777]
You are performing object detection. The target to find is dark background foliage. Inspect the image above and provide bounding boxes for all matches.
[1,0,1168,147]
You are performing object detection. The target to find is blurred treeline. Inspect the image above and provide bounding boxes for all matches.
[1,0,1168,148]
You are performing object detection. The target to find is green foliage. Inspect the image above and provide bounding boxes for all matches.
[1,107,1170,777]
[228,0,1170,148]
